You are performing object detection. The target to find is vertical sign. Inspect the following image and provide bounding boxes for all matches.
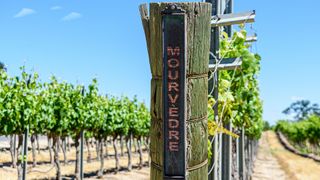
[162,4,187,179]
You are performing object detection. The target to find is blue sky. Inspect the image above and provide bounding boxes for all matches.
[0,0,319,125]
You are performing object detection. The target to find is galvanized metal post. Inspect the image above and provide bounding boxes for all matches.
[79,87,85,180]
[247,139,251,178]
[250,140,253,176]
[224,0,233,35]
[222,122,232,180]
[236,132,239,178]
[14,135,16,166]
[246,137,251,179]
[221,1,233,180]
[80,130,84,179]
[22,127,28,180]
[238,128,245,180]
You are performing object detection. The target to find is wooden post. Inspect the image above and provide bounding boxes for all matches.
[140,2,211,180]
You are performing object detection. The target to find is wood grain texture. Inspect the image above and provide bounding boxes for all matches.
[140,2,211,179]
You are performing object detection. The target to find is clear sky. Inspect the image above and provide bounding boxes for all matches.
[0,0,319,125]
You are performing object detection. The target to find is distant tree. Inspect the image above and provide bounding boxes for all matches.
[263,121,271,131]
[0,61,5,70]
[283,100,320,121]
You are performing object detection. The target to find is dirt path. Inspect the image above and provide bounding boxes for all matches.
[253,131,320,180]
[252,131,287,180]
[268,131,320,180]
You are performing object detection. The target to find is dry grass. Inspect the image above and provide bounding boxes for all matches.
[267,131,320,180]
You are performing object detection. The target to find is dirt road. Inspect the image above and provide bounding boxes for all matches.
[252,131,287,180]
[252,131,320,180]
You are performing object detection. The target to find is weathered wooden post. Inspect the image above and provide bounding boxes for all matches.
[139,2,211,180]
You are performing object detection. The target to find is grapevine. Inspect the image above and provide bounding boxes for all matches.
[0,67,151,179]
[208,27,264,158]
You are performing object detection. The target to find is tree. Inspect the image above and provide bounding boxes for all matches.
[263,121,271,131]
[0,64,153,179]
[107,96,130,172]
[125,97,138,171]
[13,68,39,179]
[44,77,72,180]
[36,82,55,165]
[283,100,320,121]
[0,61,6,71]
[0,68,16,167]
[68,84,86,180]
[91,95,110,178]
[135,102,150,168]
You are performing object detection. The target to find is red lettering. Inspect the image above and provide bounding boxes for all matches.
[169,141,179,152]
[167,47,180,56]
[168,58,179,68]
[166,46,182,153]
[168,82,179,92]
[168,94,178,104]
[169,107,179,117]
[169,119,179,128]
[168,70,178,80]
[169,130,179,141]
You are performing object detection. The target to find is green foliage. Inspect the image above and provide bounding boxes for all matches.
[263,121,271,131]
[207,28,263,159]
[0,67,39,135]
[0,70,10,134]
[0,67,150,141]
[217,28,263,139]
[135,102,151,137]
[275,115,320,146]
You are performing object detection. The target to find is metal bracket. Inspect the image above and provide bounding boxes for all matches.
[209,57,242,70]
[227,34,258,43]
[211,11,255,27]
[162,4,186,15]
[244,34,258,42]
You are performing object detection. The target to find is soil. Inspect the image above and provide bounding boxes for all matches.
[0,141,150,180]
[252,131,320,180]
[2,131,320,180]
[252,131,287,180]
